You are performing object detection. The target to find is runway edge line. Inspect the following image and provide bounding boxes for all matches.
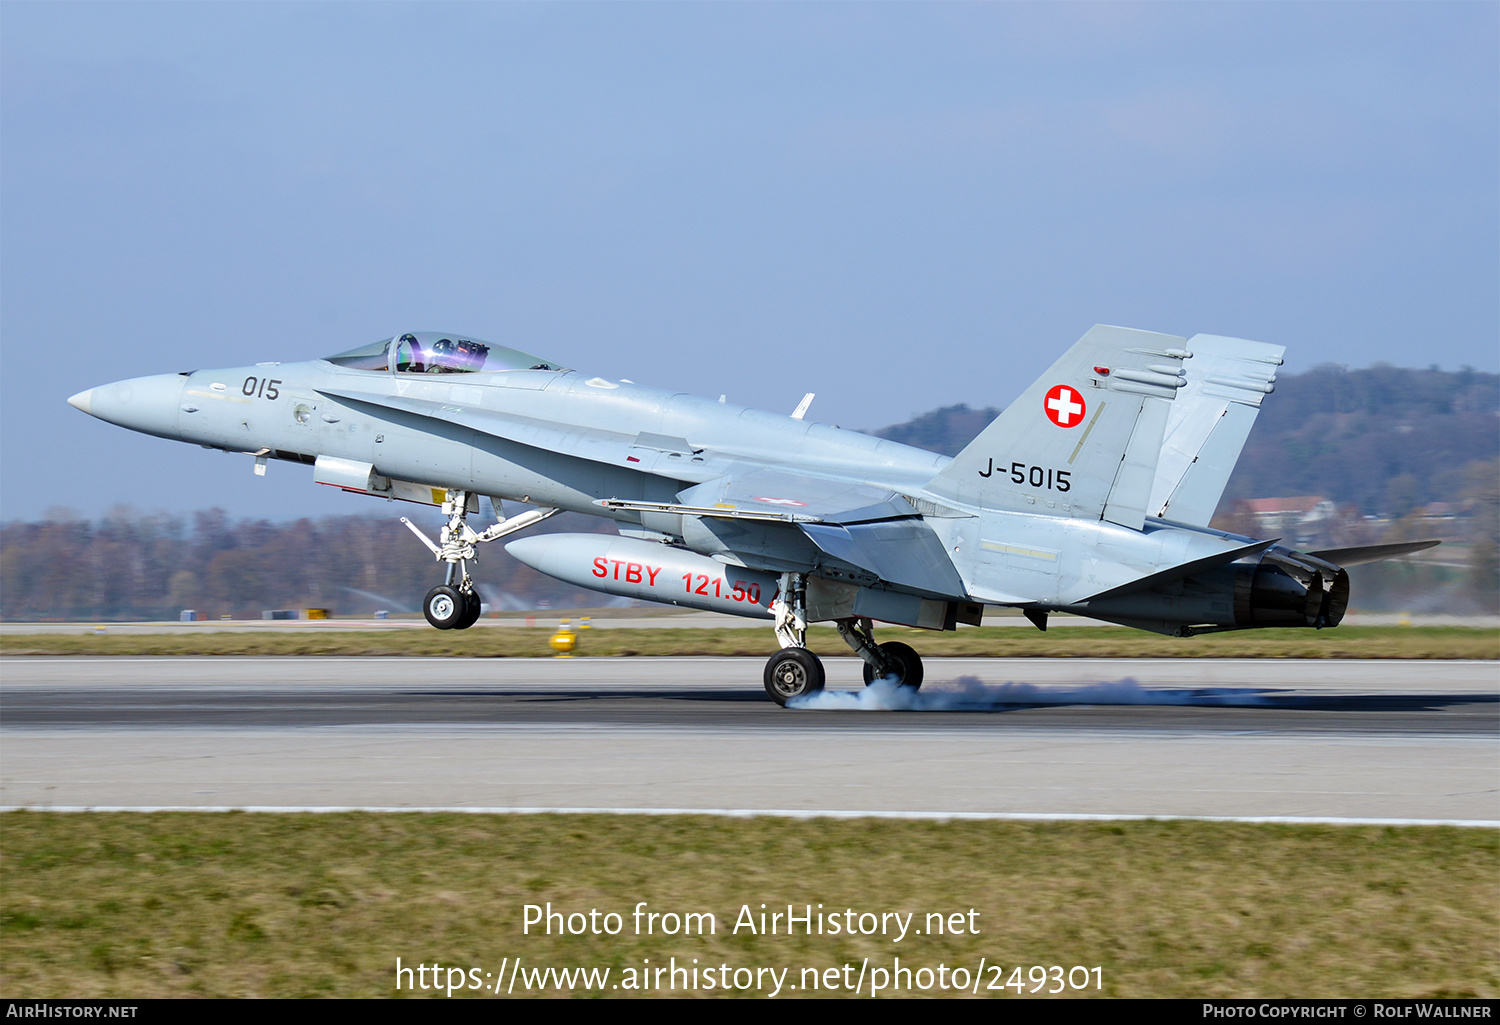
[1,806,1495,828]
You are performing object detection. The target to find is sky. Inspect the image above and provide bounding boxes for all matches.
[2,2,1496,522]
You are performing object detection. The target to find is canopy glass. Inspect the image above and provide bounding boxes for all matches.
[325,333,563,375]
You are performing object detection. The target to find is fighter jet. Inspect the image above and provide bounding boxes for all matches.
[68,326,1437,705]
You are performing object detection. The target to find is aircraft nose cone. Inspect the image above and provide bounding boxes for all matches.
[70,373,186,440]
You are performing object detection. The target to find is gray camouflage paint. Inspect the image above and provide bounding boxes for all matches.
[69,326,1403,638]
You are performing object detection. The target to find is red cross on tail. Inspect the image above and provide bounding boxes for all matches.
[1043,384,1085,427]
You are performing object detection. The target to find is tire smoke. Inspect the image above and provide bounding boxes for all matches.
[787,675,1273,711]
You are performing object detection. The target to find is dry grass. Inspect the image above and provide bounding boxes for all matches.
[0,625,1494,660]
[1,813,1494,998]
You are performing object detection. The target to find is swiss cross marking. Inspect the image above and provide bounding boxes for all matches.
[1043,385,1085,428]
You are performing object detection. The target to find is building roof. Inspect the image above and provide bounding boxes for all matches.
[1244,496,1330,515]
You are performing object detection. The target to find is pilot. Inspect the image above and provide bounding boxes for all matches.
[427,338,458,373]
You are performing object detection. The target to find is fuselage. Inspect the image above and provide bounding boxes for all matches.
[69,336,1344,636]
[72,359,949,515]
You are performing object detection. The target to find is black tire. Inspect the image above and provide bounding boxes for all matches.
[423,585,464,630]
[861,641,924,690]
[763,647,826,707]
[454,589,483,630]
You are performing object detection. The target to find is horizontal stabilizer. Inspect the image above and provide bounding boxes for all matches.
[1079,538,1277,604]
[1308,541,1441,567]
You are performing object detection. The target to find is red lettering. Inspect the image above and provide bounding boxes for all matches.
[609,558,625,580]
[647,566,660,586]
[592,557,607,578]
[626,562,642,584]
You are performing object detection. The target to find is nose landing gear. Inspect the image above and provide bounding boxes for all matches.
[403,491,559,631]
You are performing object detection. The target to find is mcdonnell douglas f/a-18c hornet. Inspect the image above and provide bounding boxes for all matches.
[69,325,1437,705]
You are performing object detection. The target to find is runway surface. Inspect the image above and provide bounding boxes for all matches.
[3,612,1492,633]
[2,657,1496,823]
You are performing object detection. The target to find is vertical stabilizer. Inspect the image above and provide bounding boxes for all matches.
[1149,334,1284,526]
[925,325,1188,529]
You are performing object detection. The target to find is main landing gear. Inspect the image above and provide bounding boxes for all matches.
[762,573,925,707]
[402,490,559,631]
[764,573,821,704]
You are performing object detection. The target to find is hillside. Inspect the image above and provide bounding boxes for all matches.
[873,365,1499,519]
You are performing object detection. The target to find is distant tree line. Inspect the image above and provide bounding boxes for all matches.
[0,507,614,622]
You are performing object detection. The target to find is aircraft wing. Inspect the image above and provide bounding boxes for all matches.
[678,466,917,523]
[797,518,969,598]
[690,468,968,595]
[600,465,970,598]
[328,385,969,596]
[594,465,915,522]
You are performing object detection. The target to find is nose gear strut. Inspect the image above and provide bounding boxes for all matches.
[401,491,559,630]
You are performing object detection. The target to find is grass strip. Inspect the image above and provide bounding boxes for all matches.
[1,813,1494,998]
[1,625,1494,659]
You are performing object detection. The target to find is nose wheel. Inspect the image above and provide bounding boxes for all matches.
[455,589,482,629]
[424,584,484,630]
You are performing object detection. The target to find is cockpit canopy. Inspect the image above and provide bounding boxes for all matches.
[324,333,564,375]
